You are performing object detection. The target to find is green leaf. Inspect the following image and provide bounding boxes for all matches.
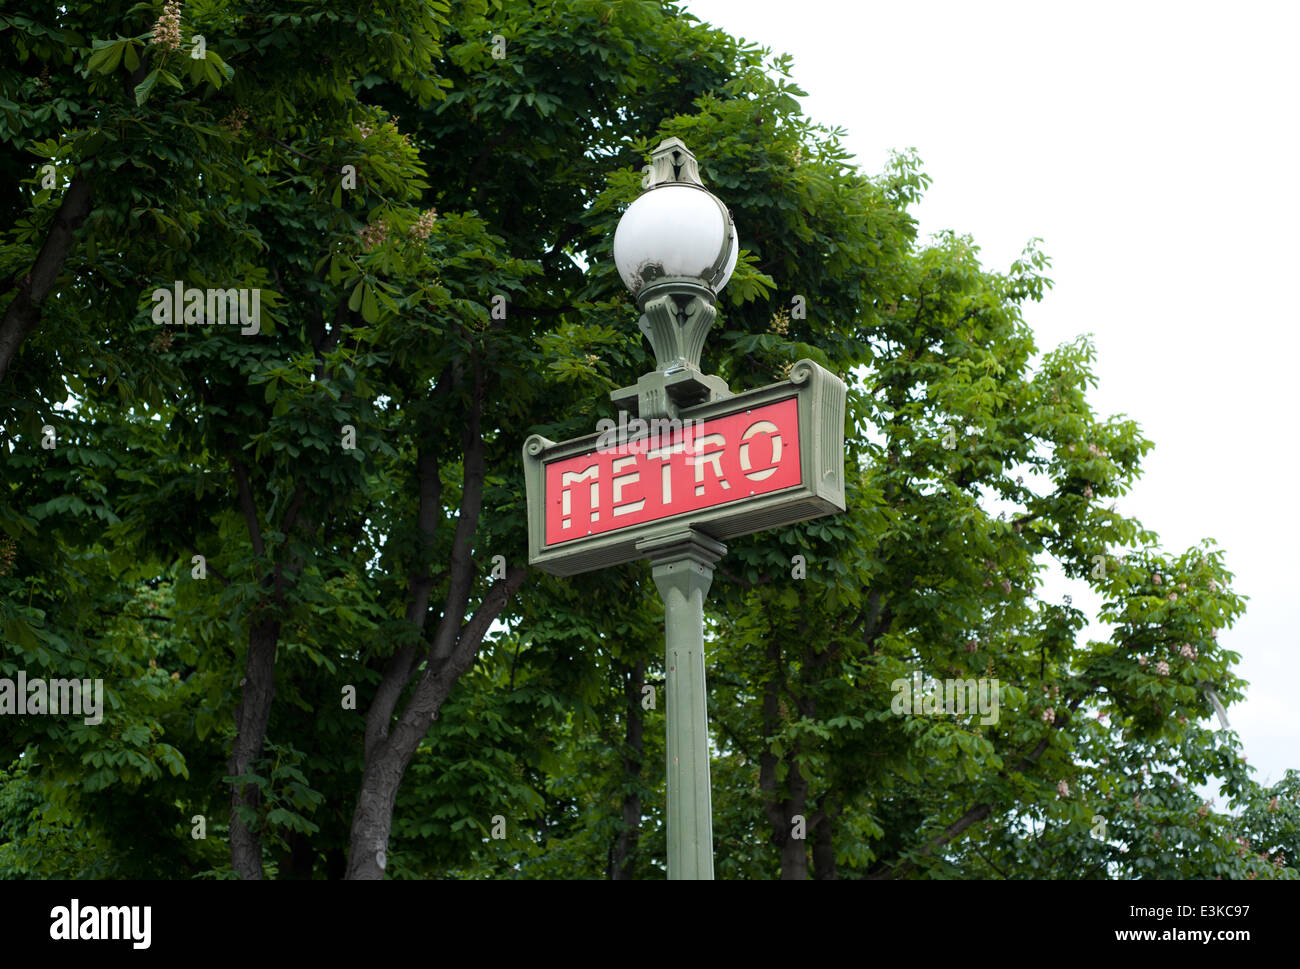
[361,282,380,323]
[87,41,124,75]
[207,52,235,81]
[134,68,159,105]
[4,617,38,649]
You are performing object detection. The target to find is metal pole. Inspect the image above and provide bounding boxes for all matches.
[638,528,727,879]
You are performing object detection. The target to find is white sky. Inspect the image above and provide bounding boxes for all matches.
[683,0,1298,791]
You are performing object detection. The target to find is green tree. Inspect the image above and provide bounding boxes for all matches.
[3,0,812,880]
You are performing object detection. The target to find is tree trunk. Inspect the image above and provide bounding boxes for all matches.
[813,809,836,880]
[344,566,526,878]
[344,727,419,880]
[0,176,92,384]
[778,758,809,880]
[608,659,645,880]
[228,615,280,879]
[758,637,812,879]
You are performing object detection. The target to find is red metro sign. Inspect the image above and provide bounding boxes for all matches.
[546,397,799,547]
[523,359,847,577]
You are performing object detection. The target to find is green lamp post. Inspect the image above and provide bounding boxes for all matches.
[612,138,737,879]
[523,138,847,879]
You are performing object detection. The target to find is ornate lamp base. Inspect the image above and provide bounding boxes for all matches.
[611,287,733,420]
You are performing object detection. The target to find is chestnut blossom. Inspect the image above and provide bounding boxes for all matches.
[150,0,183,50]
[1042,707,1055,724]
[408,207,437,241]
[357,217,388,252]
[1057,780,1069,797]
[1155,660,1170,676]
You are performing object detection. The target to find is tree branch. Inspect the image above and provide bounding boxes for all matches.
[232,460,266,560]
[364,446,442,760]
[429,353,488,665]
[0,176,93,384]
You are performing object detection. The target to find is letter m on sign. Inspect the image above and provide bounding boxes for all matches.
[560,464,600,531]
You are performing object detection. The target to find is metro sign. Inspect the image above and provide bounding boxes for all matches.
[523,358,847,576]
[547,396,799,545]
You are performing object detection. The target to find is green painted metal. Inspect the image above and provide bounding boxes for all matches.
[642,136,705,191]
[637,529,726,879]
[607,289,731,419]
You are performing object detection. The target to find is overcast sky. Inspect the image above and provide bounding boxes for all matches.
[682,0,1298,791]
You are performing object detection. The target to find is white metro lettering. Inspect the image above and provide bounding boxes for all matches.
[560,464,599,528]
[690,433,731,497]
[739,419,781,481]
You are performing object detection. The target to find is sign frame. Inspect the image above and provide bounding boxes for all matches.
[523,358,846,577]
